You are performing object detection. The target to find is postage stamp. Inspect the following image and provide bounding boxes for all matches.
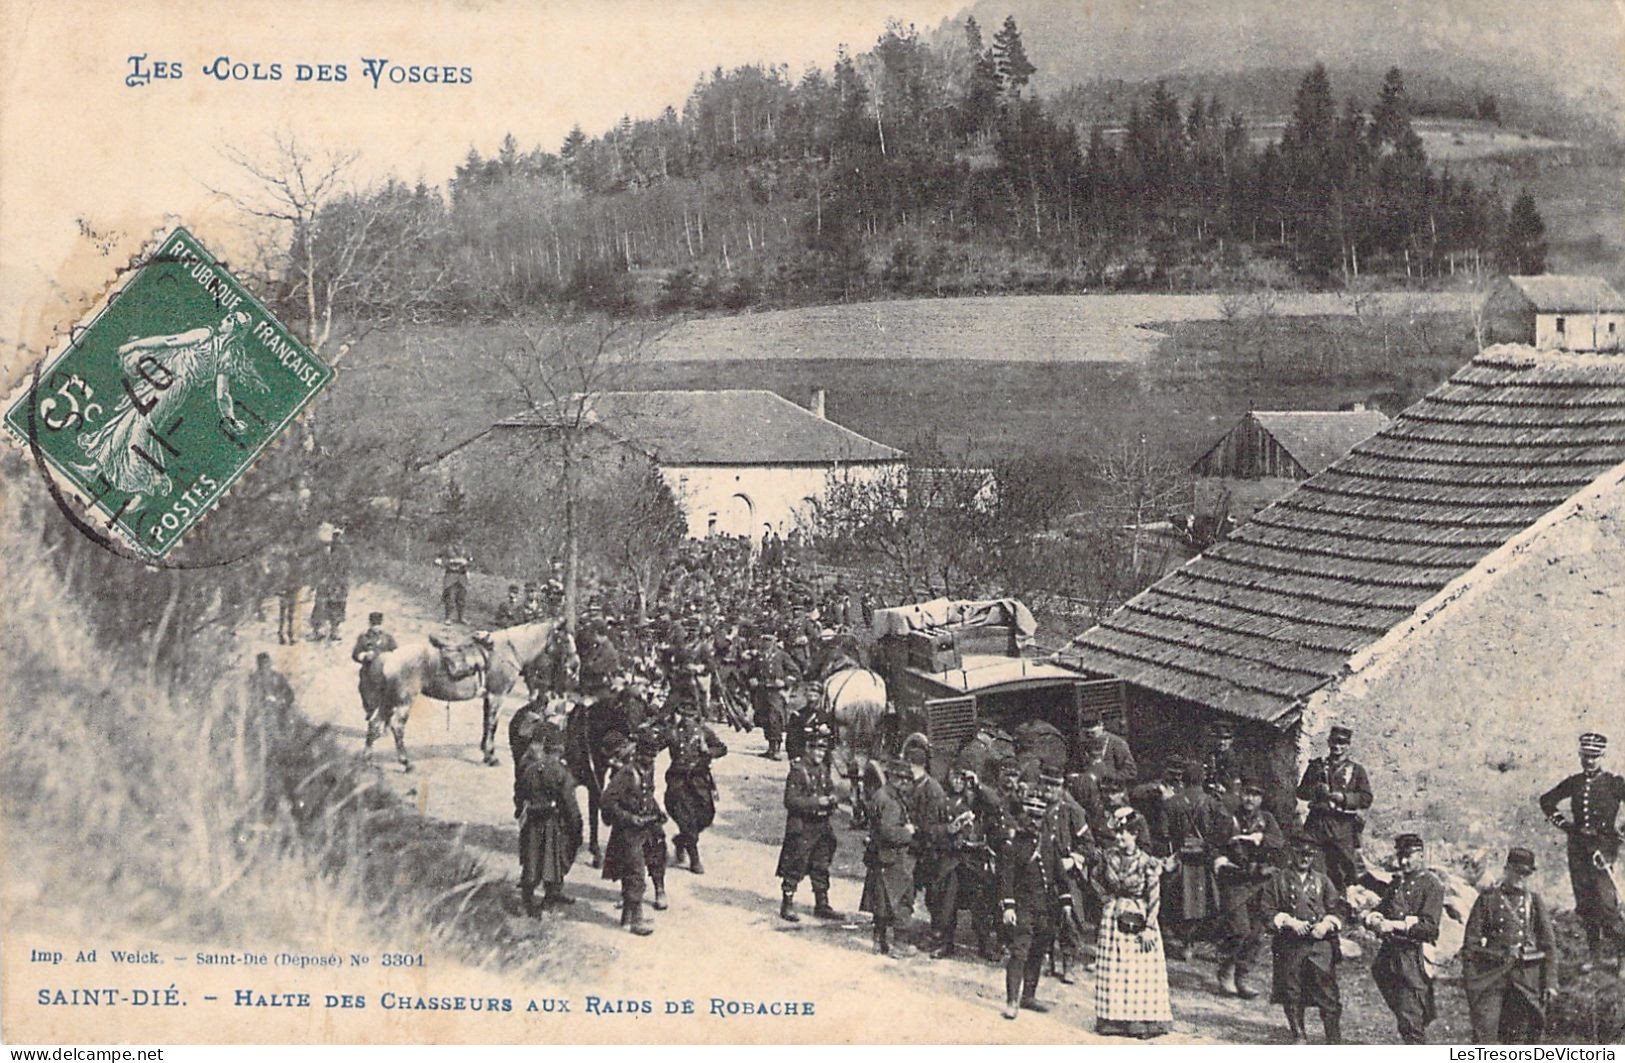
[3,226,333,558]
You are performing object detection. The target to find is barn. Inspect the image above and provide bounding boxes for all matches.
[1483,274,1625,352]
[1065,345,1625,893]
[1190,408,1392,480]
[483,389,904,538]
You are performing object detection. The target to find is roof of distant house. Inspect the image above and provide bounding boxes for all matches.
[495,389,904,466]
[1505,275,1625,312]
[1196,409,1392,477]
[1069,345,1625,726]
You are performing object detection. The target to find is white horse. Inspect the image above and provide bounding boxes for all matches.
[359,621,564,770]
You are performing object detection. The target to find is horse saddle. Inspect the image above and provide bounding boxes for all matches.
[429,633,485,680]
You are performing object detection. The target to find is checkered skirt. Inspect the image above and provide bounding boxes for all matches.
[1094,897,1173,1023]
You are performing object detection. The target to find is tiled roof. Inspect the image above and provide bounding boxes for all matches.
[496,389,903,465]
[1506,275,1625,312]
[1069,346,1625,724]
[1248,410,1392,475]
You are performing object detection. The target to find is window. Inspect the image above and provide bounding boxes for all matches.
[1611,322,1618,334]
[1556,316,1566,334]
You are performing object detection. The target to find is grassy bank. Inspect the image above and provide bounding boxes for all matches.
[0,469,555,972]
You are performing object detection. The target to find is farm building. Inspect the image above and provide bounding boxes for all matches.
[469,389,904,539]
[1065,345,1625,894]
[1190,408,1392,480]
[1483,274,1624,352]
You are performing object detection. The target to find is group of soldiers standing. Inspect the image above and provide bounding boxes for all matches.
[789,710,1602,1045]
[304,529,1616,1045]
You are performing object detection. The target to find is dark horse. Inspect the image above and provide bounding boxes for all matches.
[562,685,652,867]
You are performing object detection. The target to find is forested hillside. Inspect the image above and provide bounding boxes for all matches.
[281,17,1555,323]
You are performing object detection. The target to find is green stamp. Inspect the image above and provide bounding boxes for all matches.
[4,226,333,558]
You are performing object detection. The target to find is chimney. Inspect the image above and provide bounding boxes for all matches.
[810,389,827,419]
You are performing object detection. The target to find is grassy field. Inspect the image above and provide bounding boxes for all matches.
[648,291,1477,365]
[334,303,1476,477]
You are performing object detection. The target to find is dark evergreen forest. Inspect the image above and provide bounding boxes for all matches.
[281,17,1548,320]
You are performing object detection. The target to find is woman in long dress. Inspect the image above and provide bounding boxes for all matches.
[1093,806,1174,1039]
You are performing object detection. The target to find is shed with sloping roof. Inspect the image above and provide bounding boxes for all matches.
[1191,408,1391,479]
[1064,346,1625,819]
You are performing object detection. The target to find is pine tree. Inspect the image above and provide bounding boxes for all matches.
[991,16,1035,99]
[1500,189,1547,273]
[1370,66,1413,151]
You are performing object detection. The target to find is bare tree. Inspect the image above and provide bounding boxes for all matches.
[487,311,667,634]
[212,131,449,361]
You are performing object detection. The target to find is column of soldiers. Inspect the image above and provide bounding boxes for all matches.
[763,711,1596,1046]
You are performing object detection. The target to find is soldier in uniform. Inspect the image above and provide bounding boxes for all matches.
[249,652,295,733]
[933,767,1001,959]
[309,531,350,642]
[905,744,952,952]
[1081,712,1137,785]
[776,724,842,923]
[1202,718,1244,815]
[1038,773,1094,983]
[1364,832,1445,1044]
[860,758,917,956]
[1296,724,1373,895]
[1160,758,1227,961]
[1539,731,1625,972]
[1213,780,1283,999]
[1258,829,1344,1044]
[600,725,669,935]
[577,621,623,703]
[544,559,565,615]
[751,631,798,761]
[1462,847,1557,1044]
[522,581,546,623]
[435,542,473,624]
[273,542,303,644]
[999,792,1071,1020]
[665,694,727,875]
[514,722,582,913]
[494,583,525,628]
[351,611,397,731]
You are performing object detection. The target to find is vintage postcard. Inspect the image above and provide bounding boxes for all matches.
[2,0,1623,1048]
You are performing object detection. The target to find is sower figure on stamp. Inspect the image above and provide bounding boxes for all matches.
[1463,847,1557,1044]
[1539,730,1625,972]
[860,758,917,956]
[515,718,582,914]
[1258,829,1343,1044]
[435,542,472,624]
[1213,779,1283,1000]
[601,725,669,935]
[999,792,1069,1020]
[777,723,841,923]
[1364,832,1444,1044]
[1296,723,1372,896]
[664,691,726,875]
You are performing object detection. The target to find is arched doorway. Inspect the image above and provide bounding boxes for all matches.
[718,492,754,537]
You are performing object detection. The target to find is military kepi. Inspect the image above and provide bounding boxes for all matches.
[1329,724,1353,743]
[1505,847,1536,874]
[1395,832,1425,855]
[1580,732,1608,755]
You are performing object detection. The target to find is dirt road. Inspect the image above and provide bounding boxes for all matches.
[252,580,1462,1044]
